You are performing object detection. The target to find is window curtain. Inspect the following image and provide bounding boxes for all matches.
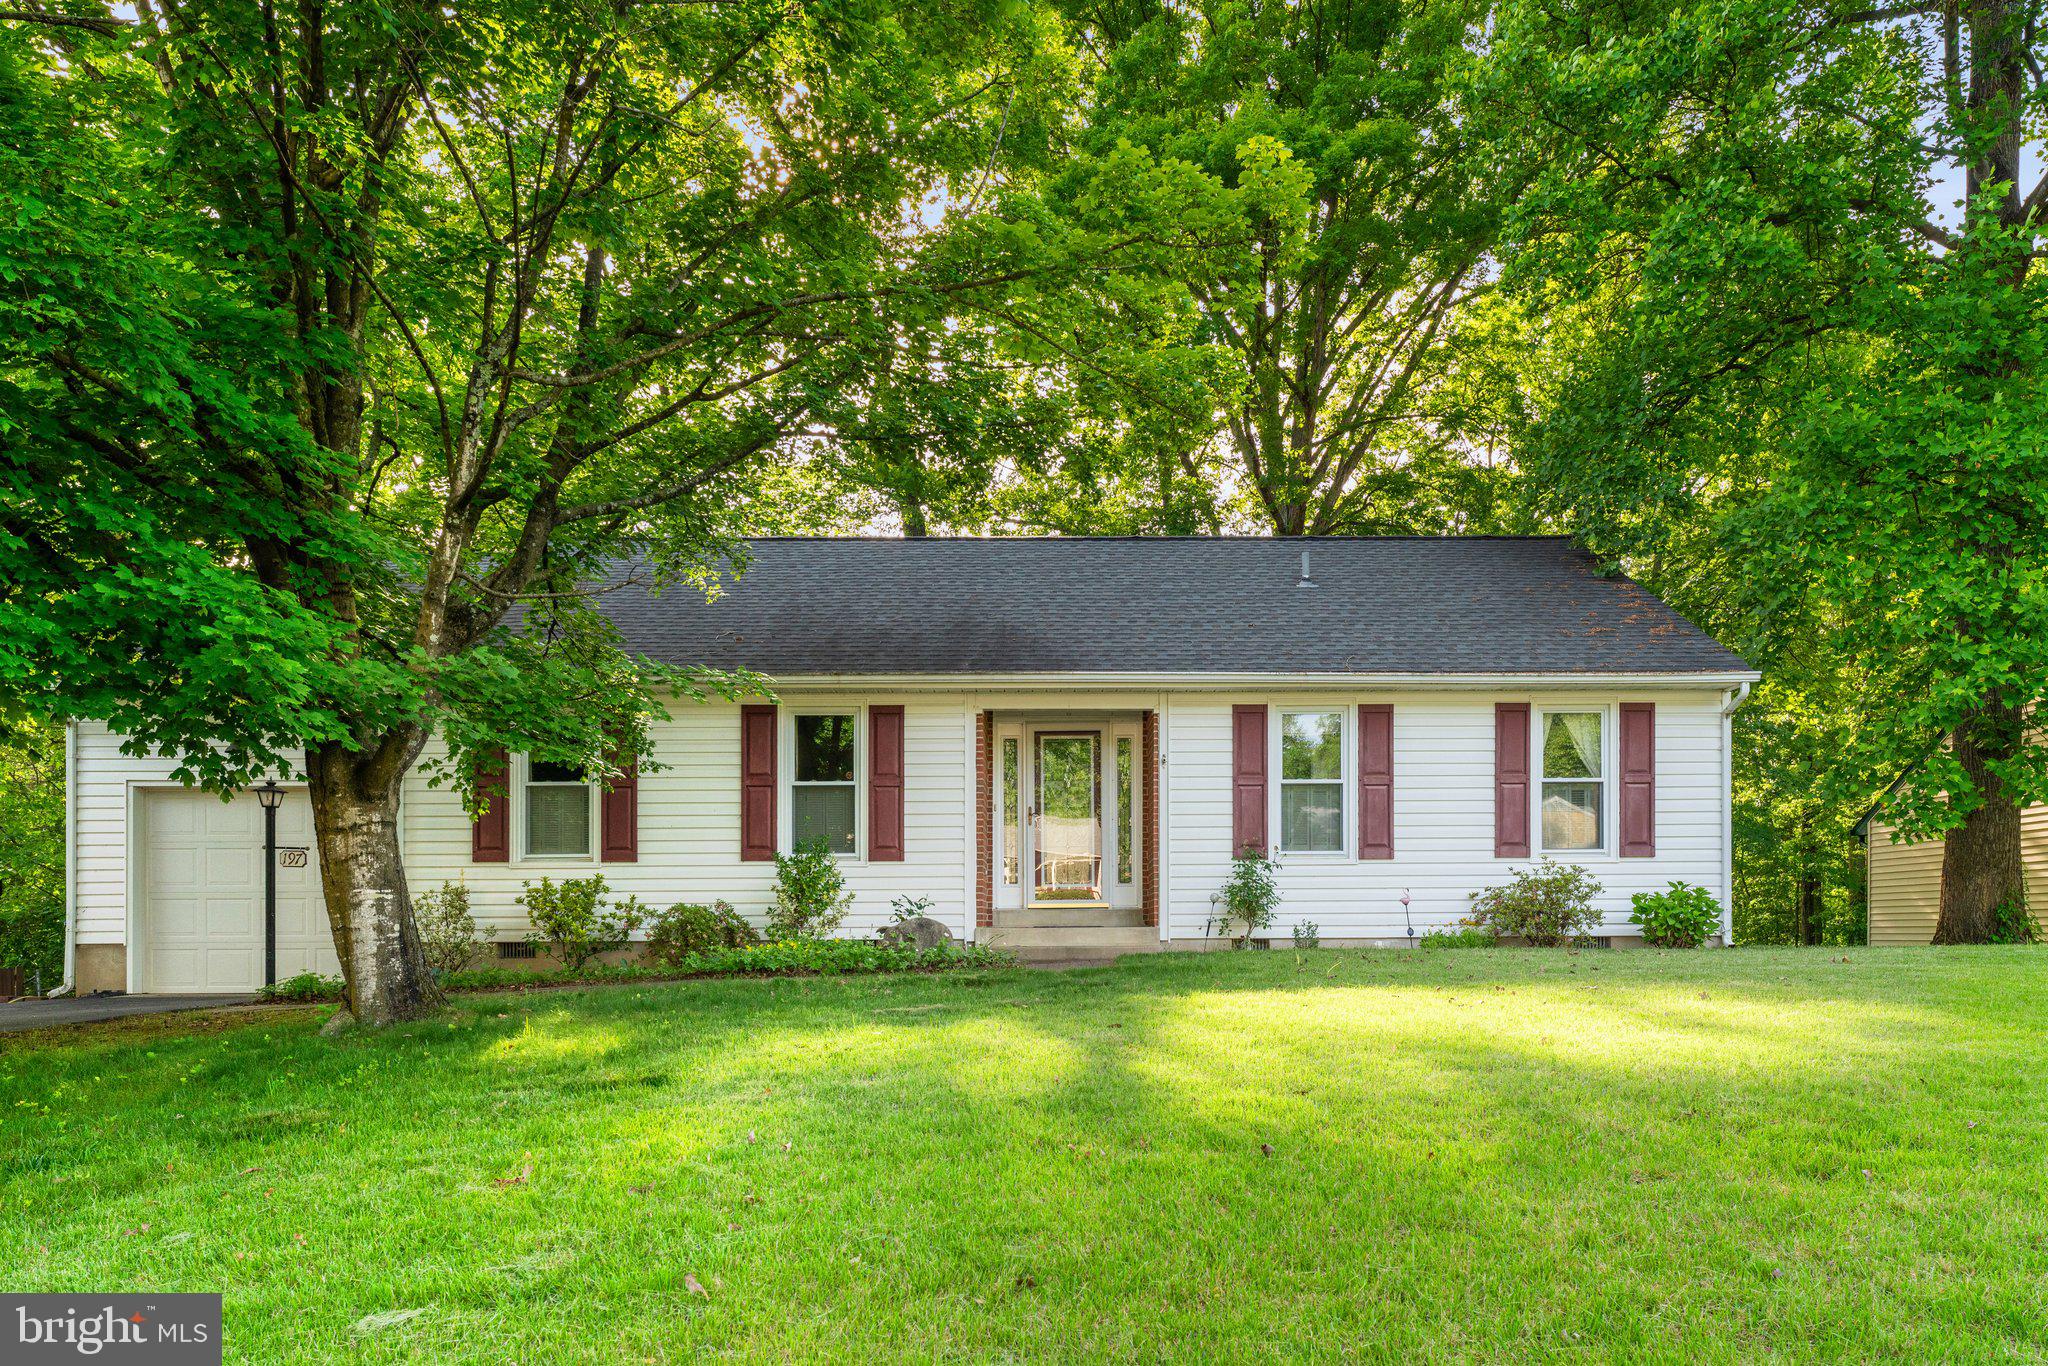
[1557,713,1601,775]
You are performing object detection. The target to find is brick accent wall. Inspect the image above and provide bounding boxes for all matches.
[1141,710,1160,929]
[975,710,994,929]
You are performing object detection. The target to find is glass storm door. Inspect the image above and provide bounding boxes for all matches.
[1033,732,1102,901]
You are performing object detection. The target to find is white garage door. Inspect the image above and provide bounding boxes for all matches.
[140,788,341,993]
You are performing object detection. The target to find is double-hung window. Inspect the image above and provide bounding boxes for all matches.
[1279,709,1345,853]
[792,713,859,854]
[1540,710,1604,852]
[524,758,594,859]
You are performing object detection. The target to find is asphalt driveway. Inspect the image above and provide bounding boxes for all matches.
[0,994,256,1034]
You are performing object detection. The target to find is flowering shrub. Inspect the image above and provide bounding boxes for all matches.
[1629,881,1723,948]
[1465,859,1604,946]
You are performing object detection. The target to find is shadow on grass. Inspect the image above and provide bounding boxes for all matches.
[3,947,2045,1359]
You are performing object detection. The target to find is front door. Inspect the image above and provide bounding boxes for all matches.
[1033,731,1102,901]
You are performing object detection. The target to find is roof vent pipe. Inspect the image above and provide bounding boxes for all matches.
[1296,547,1316,588]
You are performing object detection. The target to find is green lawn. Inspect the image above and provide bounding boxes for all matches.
[5,948,2047,1362]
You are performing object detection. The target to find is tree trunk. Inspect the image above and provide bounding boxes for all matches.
[1795,873,1822,946]
[1931,706,2027,944]
[305,738,439,1024]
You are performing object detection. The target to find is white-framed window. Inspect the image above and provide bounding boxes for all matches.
[1539,709,1606,853]
[1001,735,1020,886]
[523,756,596,859]
[1115,735,1135,885]
[1278,708,1345,853]
[791,711,860,855]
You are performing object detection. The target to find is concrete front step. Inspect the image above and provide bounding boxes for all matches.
[996,905,1146,929]
[1000,943,1158,965]
[983,925,1161,951]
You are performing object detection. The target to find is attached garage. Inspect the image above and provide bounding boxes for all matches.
[136,787,339,993]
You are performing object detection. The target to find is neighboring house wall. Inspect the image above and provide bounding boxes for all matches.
[1865,808,2048,945]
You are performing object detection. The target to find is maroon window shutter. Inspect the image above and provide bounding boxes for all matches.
[1231,704,1268,856]
[1494,704,1531,858]
[1619,702,1656,857]
[740,705,777,861]
[868,705,905,861]
[472,748,511,863]
[600,752,639,863]
[1358,704,1394,860]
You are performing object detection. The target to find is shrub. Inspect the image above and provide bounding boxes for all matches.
[519,874,647,971]
[1465,859,1604,946]
[667,939,1014,977]
[888,894,936,924]
[645,899,758,965]
[442,940,1015,989]
[1209,845,1281,948]
[414,880,481,976]
[1991,892,2040,945]
[258,972,346,1003]
[1419,927,1496,950]
[1291,921,1321,950]
[768,839,853,940]
[1629,881,1723,948]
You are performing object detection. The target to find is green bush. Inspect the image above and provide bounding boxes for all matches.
[888,894,937,923]
[645,899,759,965]
[258,972,346,1002]
[1419,927,1497,950]
[442,939,1013,989]
[414,880,481,975]
[666,939,1014,976]
[1629,881,1723,948]
[0,717,63,987]
[519,874,647,970]
[1465,859,1605,946]
[1990,892,2040,945]
[1209,845,1281,947]
[1291,921,1321,949]
[768,839,853,940]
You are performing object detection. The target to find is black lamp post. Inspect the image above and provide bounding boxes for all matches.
[256,780,285,987]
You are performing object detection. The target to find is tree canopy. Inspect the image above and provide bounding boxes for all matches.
[3,0,2041,1013]
[0,0,1121,1020]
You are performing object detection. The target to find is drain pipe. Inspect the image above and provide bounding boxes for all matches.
[1719,682,1752,946]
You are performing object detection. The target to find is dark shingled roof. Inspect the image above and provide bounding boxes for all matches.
[594,537,1754,677]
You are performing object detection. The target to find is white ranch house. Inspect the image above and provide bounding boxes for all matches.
[60,537,1758,991]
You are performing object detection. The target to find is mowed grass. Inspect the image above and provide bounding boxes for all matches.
[4,948,2048,1362]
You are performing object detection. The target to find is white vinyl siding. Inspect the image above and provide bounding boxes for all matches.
[1164,689,1732,943]
[72,683,1738,979]
[400,696,969,941]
